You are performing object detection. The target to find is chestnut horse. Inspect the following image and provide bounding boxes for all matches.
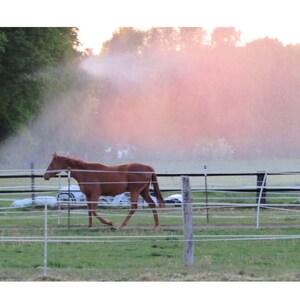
[44,153,165,228]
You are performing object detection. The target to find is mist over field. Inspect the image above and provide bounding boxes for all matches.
[1,27,300,170]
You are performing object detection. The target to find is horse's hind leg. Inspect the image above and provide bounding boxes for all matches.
[140,189,160,228]
[120,192,139,228]
[87,202,93,228]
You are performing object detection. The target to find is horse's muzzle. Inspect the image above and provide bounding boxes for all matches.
[43,173,50,181]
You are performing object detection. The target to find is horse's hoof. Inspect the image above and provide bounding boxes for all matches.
[153,225,160,231]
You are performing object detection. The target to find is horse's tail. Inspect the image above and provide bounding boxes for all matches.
[151,172,166,208]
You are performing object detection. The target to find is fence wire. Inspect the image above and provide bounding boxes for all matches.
[2,167,300,278]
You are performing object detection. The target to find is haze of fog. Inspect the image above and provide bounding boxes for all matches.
[1,27,300,171]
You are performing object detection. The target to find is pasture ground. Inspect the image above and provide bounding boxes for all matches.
[2,158,300,281]
[1,211,300,281]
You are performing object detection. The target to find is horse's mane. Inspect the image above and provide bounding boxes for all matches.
[59,155,88,169]
[58,155,104,169]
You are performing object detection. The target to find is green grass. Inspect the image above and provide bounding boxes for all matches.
[1,165,300,281]
[1,205,300,281]
[1,227,300,281]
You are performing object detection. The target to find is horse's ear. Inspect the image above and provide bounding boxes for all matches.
[53,152,57,158]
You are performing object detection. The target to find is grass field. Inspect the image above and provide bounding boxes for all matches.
[1,160,300,281]
[1,205,300,281]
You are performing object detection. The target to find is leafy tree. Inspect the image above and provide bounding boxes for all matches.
[178,27,207,51]
[0,31,7,60]
[211,27,241,47]
[101,27,144,55]
[0,27,80,141]
[143,27,180,53]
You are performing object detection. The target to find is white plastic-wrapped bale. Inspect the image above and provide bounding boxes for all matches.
[112,193,131,207]
[12,196,57,208]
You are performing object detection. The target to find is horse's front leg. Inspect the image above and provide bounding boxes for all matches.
[90,193,113,226]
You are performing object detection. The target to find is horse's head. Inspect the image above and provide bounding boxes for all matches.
[43,153,65,180]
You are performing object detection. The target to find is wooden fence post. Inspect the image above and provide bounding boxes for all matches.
[31,162,36,207]
[182,176,194,266]
[256,171,268,229]
[256,171,267,204]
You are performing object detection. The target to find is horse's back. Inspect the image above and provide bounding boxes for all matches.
[126,162,153,170]
[126,162,154,176]
[95,162,153,181]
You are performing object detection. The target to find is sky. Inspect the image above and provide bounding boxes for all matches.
[76,0,300,54]
[2,0,300,54]
[77,0,300,53]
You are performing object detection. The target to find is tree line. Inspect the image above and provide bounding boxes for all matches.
[86,27,300,159]
[1,27,300,167]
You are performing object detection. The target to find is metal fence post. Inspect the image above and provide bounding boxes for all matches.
[43,200,48,278]
[204,165,209,223]
[67,167,71,228]
[182,176,194,266]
